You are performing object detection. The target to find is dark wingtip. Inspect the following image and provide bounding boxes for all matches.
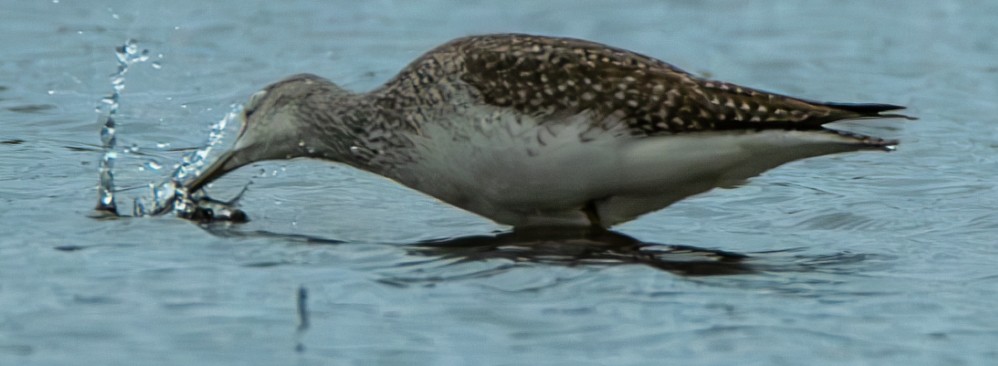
[823,102,918,120]
[823,102,905,113]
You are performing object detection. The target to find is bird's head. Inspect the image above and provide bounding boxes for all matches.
[184,74,348,193]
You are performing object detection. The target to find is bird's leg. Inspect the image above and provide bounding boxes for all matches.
[582,199,603,228]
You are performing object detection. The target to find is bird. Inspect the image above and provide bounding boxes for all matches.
[179,33,912,228]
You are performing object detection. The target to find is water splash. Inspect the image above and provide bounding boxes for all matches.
[94,39,150,215]
[295,286,310,353]
[93,39,245,221]
[139,104,243,218]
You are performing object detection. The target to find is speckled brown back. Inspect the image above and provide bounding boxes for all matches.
[383,34,905,135]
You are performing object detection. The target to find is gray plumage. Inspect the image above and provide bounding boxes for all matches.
[182,33,911,228]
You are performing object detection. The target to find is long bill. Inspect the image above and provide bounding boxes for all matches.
[185,150,243,194]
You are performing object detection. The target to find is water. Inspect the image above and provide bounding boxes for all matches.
[2,1,997,365]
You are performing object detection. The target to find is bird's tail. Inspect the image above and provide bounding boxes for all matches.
[819,102,917,121]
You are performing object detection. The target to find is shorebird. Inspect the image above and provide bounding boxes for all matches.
[181,33,911,228]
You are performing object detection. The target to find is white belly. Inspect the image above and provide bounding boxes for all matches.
[387,110,875,228]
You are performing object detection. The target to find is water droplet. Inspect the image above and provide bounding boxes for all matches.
[100,124,116,146]
[133,198,146,217]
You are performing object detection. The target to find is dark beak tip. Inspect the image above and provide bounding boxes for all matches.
[184,150,241,193]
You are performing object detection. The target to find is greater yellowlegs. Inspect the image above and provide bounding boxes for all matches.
[183,33,911,228]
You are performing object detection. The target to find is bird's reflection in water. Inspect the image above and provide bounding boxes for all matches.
[198,221,881,280]
[409,227,754,276]
[187,196,894,277]
[199,221,752,275]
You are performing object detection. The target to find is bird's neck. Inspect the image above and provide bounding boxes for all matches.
[302,91,396,170]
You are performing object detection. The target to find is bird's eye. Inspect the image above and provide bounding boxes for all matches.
[244,90,268,118]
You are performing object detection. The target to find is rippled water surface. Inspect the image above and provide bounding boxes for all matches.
[3,1,997,365]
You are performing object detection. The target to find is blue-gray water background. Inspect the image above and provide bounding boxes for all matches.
[2,1,997,365]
